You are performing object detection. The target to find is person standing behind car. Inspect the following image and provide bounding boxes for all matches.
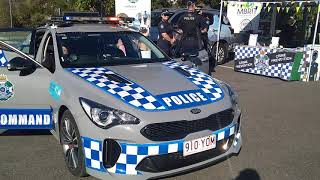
[198,9,210,51]
[157,9,175,56]
[198,8,216,72]
[177,0,206,53]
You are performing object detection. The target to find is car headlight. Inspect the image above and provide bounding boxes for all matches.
[79,98,140,129]
[221,82,238,106]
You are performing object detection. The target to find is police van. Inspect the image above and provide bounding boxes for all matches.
[0,15,242,180]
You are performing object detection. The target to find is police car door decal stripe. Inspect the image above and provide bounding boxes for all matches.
[0,50,8,67]
[66,67,166,111]
[0,109,53,129]
[162,61,224,102]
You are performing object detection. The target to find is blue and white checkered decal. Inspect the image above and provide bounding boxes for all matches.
[82,137,105,172]
[0,50,8,67]
[82,124,236,175]
[163,61,224,101]
[67,68,165,111]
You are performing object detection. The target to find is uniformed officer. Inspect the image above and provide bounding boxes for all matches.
[198,9,210,51]
[157,9,175,56]
[177,0,206,53]
[197,8,216,72]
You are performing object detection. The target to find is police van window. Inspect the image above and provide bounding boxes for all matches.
[56,32,167,68]
[41,35,55,73]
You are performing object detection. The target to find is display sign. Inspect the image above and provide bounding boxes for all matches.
[268,52,295,65]
[227,2,262,33]
[234,57,255,70]
[115,0,151,34]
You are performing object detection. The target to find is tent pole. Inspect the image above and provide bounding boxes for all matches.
[312,3,320,48]
[215,0,224,63]
[308,2,320,82]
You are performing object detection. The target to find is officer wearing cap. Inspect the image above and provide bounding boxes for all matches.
[157,9,175,56]
[177,0,205,53]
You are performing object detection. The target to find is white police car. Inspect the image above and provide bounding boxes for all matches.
[0,16,242,180]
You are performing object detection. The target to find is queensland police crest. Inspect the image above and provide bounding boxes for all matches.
[0,74,14,101]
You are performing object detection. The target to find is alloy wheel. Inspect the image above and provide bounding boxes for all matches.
[61,117,79,170]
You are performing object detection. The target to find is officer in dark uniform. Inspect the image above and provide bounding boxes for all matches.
[198,9,210,51]
[197,8,216,72]
[177,0,205,53]
[157,9,175,56]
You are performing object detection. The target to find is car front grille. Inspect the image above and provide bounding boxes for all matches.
[140,109,234,141]
[135,135,235,173]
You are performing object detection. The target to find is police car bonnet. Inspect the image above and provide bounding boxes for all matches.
[66,61,224,111]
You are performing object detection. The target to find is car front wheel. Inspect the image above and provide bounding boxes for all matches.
[60,110,87,177]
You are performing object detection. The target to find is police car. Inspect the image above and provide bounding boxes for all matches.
[0,15,242,180]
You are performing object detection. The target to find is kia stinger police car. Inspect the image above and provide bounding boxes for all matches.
[0,16,242,180]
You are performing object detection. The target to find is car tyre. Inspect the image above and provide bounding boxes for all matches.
[60,110,88,177]
[212,42,228,65]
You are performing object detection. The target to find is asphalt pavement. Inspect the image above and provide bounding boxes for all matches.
[1,61,320,180]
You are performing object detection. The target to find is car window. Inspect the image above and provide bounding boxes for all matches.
[32,30,46,57]
[56,31,168,68]
[0,29,33,54]
[151,12,161,26]
[203,13,213,25]
[170,12,184,25]
[41,34,55,73]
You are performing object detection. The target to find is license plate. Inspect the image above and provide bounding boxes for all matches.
[183,134,216,156]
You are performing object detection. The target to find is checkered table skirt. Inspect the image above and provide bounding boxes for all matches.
[234,46,294,81]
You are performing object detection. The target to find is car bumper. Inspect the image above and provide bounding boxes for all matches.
[82,123,242,180]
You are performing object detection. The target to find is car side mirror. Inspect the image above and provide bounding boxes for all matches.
[7,57,36,71]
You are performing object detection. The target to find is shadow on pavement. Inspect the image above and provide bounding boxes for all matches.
[234,169,260,180]
[0,129,52,136]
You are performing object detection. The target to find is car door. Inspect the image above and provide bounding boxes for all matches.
[0,40,53,130]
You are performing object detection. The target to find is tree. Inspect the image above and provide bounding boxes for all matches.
[0,0,221,28]
[0,0,10,28]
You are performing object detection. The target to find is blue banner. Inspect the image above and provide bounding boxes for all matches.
[0,109,53,129]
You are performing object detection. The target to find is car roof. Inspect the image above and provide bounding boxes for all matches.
[173,8,220,14]
[49,24,131,33]
[152,8,179,13]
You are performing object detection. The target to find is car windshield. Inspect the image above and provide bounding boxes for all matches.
[56,31,168,68]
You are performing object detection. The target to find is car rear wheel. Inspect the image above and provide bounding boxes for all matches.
[60,110,87,177]
[212,42,228,65]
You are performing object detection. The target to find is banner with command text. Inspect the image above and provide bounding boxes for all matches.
[227,2,262,33]
[115,0,151,35]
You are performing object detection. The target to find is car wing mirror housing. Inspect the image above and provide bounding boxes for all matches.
[7,57,36,71]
